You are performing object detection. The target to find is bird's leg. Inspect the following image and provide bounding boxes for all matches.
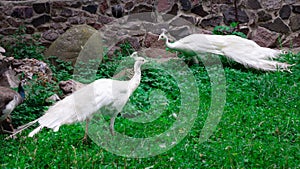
[83,118,90,142]
[6,116,15,134]
[109,115,116,136]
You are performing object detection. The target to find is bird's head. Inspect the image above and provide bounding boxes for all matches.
[130,52,148,65]
[158,29,168,41]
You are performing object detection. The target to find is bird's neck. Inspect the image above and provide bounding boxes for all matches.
[18,84,25,99]
[165,37,176,49]
[128,62,142,94]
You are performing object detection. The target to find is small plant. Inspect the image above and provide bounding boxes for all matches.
[213,22,247,38]
[0,26,44,59]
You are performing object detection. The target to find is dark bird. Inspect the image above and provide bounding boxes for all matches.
[0,83,25,133]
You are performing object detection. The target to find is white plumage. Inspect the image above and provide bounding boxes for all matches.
[10,52,147,139]
[158,29,292,71]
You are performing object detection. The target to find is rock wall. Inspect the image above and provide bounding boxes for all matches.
[0,0,300,51]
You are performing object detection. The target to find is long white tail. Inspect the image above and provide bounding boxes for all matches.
[213,35,292,71]
[179,34,293,71]
[5,119,39,139]
[221,46,291,71]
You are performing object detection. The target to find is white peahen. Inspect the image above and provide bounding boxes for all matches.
[9,52,147,139]
[158,29,292,71]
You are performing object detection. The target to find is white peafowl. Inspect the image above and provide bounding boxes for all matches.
[9,52,148,139]
[0,83,25,133]
[158,29,292,71]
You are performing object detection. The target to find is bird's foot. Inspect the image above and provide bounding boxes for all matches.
[4,129,17,139]
[82,135,89,144]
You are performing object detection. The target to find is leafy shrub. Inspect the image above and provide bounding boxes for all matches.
[0,26,45,59]
[212,22,247,38]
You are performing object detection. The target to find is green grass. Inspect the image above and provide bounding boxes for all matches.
[1,51,299,168]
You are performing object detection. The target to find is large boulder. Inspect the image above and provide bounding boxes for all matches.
[45,25,98,65]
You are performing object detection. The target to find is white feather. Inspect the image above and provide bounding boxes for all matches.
[9,53,147,138]
[159,31,291,71]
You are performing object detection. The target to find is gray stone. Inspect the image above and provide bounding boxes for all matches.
[180,0,192,11]
[284,0,297,5]
[33,2,50,14]
[240,27,250,36]
[45,25,97,65]
[82,5,98,14]
[170,16,193,27]
[213,0,234,4]
[158,0,172,12]
[283,34,300,48]
[60,8,73,17]
[131,4,153,13]
[52,16,67,22]
[260,17,290,33]
[223,7,249,25]
[46,94,61,103]
[31,15,51,27]
[257,10,272,22]
[98,15,114,24]
[86,17,97,25]
[191,0,200,6]
[52,1,68,8]
[11,6,33,19]
[292,5,300,14]
[290,15,300,31]
[191,5,208,17]
[200,16,222,28]
[37,24,54,32]
[51,23,63,30]
[42,30,59,41]
[99,1,109,14]
[261,0,282,11]
[127,12,157,22]
[6,17,21,27]
[250,26,279,47]
[144,32,165,48]
[168,4,179,16]
[0,70,19,88]
[59,79,86,96]
[117,37,140,50]
[25,25,35,34]
[180,15,197,25]
[125,1,134,10]
[68,16,86,25]
[169,27,190,39]
[70,1,82,8]
[142,48,177,59]
[246,0,261,9]
[280,5,291,19]
[0,21,10,29]
[0,28,17,35]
